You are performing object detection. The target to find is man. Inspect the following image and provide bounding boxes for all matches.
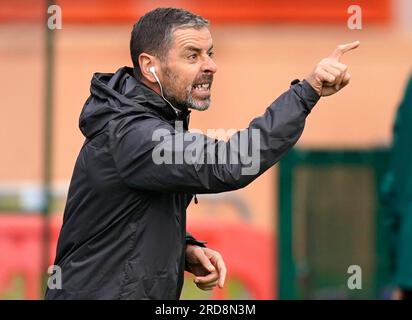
[46,7,358,300]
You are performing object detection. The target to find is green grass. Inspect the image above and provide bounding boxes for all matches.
[181,276,252,300]
[0,275,25,300]
[0,274,252,300]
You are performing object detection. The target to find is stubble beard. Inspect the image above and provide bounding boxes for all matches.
[162,67,211,112]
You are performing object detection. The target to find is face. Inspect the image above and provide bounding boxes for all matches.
[159,27,217,111]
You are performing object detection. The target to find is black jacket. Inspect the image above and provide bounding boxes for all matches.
[45,66,319,300]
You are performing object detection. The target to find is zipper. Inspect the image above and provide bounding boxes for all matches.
[194,194,198,204]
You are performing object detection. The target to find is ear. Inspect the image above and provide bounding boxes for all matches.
[139,53,157,83]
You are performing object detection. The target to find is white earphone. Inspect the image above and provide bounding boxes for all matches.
[148,66,179,115]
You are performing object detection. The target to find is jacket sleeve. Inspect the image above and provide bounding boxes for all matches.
[110,80,320,193]
[185,232,207,247]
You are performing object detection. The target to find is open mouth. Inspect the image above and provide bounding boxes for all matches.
[192,83,211,92]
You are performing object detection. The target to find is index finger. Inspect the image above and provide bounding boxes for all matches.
[216,259,227,288]
[209,254,226,288]
[329,41,360,60]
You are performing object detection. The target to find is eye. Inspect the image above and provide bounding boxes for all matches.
[188,53,197,61]
[208,51,214,58]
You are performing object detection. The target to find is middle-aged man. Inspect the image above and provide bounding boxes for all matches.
[46,7,359,299]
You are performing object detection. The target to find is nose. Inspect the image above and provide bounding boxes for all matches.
[201,56,218,74]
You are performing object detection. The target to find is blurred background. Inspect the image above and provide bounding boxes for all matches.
[1,0,411,300]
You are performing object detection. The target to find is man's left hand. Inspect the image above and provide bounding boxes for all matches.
[185,245,227,291]
[305,41,360,96]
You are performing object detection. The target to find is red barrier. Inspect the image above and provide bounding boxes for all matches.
[188,219,276,299]
[0,214,61,299]
[0,214,275,299]
[0,0,391,24]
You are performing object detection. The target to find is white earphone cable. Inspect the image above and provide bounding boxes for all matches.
[150,69,180,115]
